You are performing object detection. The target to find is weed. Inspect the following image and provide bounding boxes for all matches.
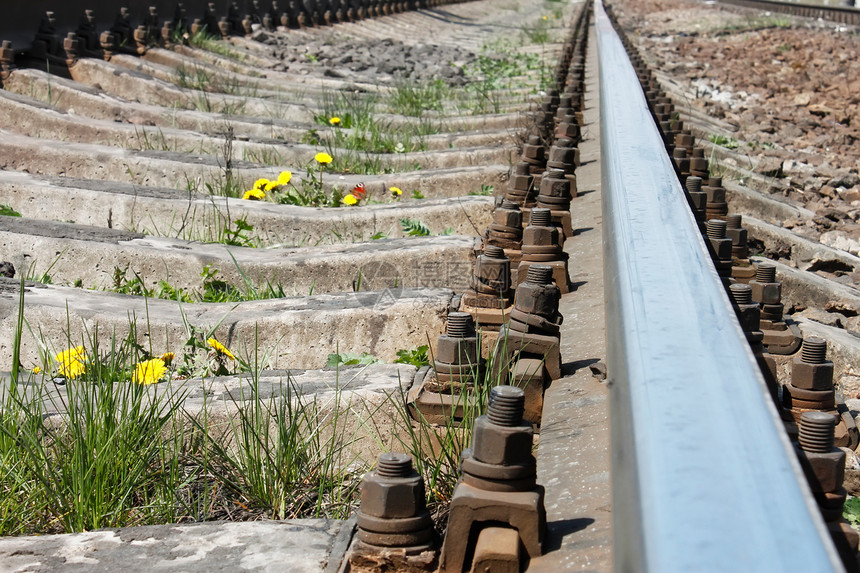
[400,218,431,237]
[0,204,21,217]
[470,184,495,196]
[394,345,430,368]
[326,352,380,367]
[388,79,449,117]
[411,190,426,200]
[709,134,740,149]
[845,497,860,528]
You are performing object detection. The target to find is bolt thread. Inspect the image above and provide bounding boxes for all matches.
[686,176,702,193]
[709,176,723,187]
[798,411,836,453]
[555,137,573,148]
[755,263,776,283]
[530,208,552,228]
[488,385,525,426]
[801,337,827,364]
[692,147,705,158]
[729,283,753,305]
[376,452,413,477]
[706,219,727,239]
[514,162,530,175]
[525,264,553,285]
[501,200,520,211]
[726,214,742,229]
[527,135,540,146]
[446,312,473,338]
[484,245,506,259]
[545,169,565,180]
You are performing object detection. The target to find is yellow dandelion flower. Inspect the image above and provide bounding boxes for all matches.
[160,352,175,364]
[253,178,270,191]
[32,366,41,374]
[243,189,266,201]
[315,152,333,165]
[389,186,403,196]
[329,117,341,125]
[542,15,547,20]
[277,171,292,186]
[133,358,167,385]
[343,194,358,206]
[207,337,235,360]
[264,180,279,191]
[56,346,86,380]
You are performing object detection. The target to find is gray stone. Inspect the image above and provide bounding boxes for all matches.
[0,519,350,573]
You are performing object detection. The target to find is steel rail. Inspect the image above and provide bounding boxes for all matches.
[595,0,844,570]
[718,0,860,25]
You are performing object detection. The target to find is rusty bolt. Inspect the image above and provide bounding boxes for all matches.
[706,219,732,260]
[791,337,834,391]
[508,161,534,194]
[360,452,426,519]
[493,204,522,229]
[473,246,512,292]
[523,208,557,243]
[729,283,761,334]
[436,312,479,365]
[796,411,845,493]
[522,135,545,164]
[539,169,571,199]
[749,263,781,305]
[471,386,533,466]
[513,265,560,317]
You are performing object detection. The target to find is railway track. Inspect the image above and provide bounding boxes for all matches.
[718,0,860,26]
[0,0,859,571]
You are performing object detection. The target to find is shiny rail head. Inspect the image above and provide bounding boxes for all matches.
[595,0,843,570]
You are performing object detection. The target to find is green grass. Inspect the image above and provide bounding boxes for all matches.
[0,204,21,217]
[2,280,534,537]
[709,134,740,150]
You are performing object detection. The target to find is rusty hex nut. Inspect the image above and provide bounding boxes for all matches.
[360,470,425,519]
[795,446,846,493]
[539,171,570,198]
[791,357,834,391]
[750,280,781,305]
[493,209,522,228]
[708,237,732,261]
[514,281,560,316]
[471,415,533,466]
[734,303,761,333]
[436,334,479,365]
[522,225,557,246]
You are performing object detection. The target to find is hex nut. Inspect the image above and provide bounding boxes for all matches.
[514,282,560,317]
[688,192,707,210]
[734,304,760,333]
[705,187,726,202]
[708,236,732,260]
[471,416,533,466]
[493,209,521,228]
[360,473,425,519]
[539,176,570,198]
[795,447,845,493]
[750,280,781,305]
[791,357,834,391]
[726,227,747,245]
[522,226,556,246]
[435,335,479,365]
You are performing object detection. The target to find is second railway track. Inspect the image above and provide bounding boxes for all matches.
[0,0,859,571]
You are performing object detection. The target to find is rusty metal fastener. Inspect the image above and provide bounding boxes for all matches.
[791,337,834,391]
[796,411,845,493]
[750,263,781,305]
[355,452,435,554]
